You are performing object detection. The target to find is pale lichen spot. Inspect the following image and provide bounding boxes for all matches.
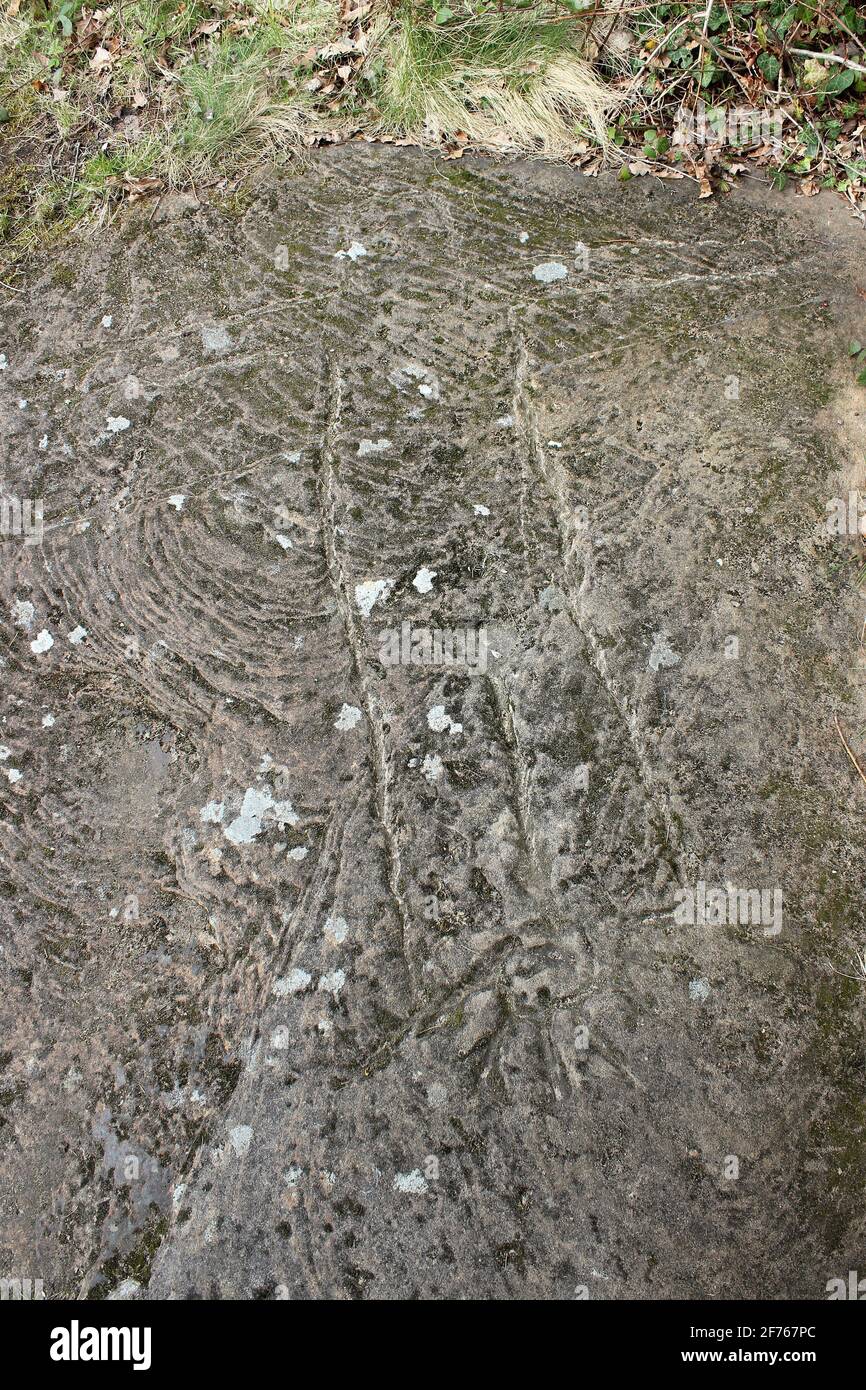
[223,787,298,845]
[335,241,368,261]
[318,968,346,999]
[274,969,312,996]
[12,599,35,630]
[427,1082,448,1108]
[201,324,233,354]
[648,630,680,672]
[354,578,394,618]
[412,567,437,594]
[422,753,443,783]
[533,262,568,283]
[228,1124,253,1158]
[357,438,391,457]
[427,704,462,737]
[334,703,362,731]
[393,1170,428,1195]
[324,914,349,946]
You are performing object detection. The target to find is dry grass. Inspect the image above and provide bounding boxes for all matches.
[0,1,616,276]
[369,7,614,154]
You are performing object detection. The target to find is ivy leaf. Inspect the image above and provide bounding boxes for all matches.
[825,69,855,95]
[757,53,780,83]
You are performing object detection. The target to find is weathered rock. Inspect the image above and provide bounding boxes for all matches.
[0,147,864,1300]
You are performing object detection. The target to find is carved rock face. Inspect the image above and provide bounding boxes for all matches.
[0,146,863,1300]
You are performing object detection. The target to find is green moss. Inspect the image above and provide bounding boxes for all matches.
[88,1212,169,1298]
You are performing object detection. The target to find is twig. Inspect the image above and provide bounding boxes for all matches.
[65,140,81,207]
[834,713,866,789]
[790,48,866,77]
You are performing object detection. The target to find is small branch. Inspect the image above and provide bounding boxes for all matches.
[835,714,866,789]
[790,48,866,77]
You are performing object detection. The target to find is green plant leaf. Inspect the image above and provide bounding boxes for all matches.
[757,53,780,83]
[825,69,855,95]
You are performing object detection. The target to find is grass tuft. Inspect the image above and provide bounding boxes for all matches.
[367,7,613,153]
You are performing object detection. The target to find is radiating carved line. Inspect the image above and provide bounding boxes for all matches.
[316,351,414,1001]
[511,322,686,879]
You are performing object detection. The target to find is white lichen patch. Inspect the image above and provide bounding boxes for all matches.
[12,599,35,630]
[274,534,293,550]
[199,800,225,824]
[324,914,349,946]
[270,1026,290,1050]
[473,503,491,517]
[101,315,113,329]
[30,630,53,655]
[41,712,55,728]
[287,845,308,861]
[389,362,440,402]
[427,704,462,737]
[67,626,88,645]
[354,578,393,618]
[648,630,680,672]
[334,703,362,731]
[393,1170,428,1195]
[412,567,437,594]
[274,969,312,996]
[228,1124,253,1158]
[168,494,186,511]
[533,262,568,283]
[335,241,368,261]
[105,415,131,433]
[689,978,710,1003]
[201,324,233,354]
[357,438,391,457]
[224,787,298,845]
[318,968,346,999]
[422,753,443,783]
[427,1081,448,1108]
